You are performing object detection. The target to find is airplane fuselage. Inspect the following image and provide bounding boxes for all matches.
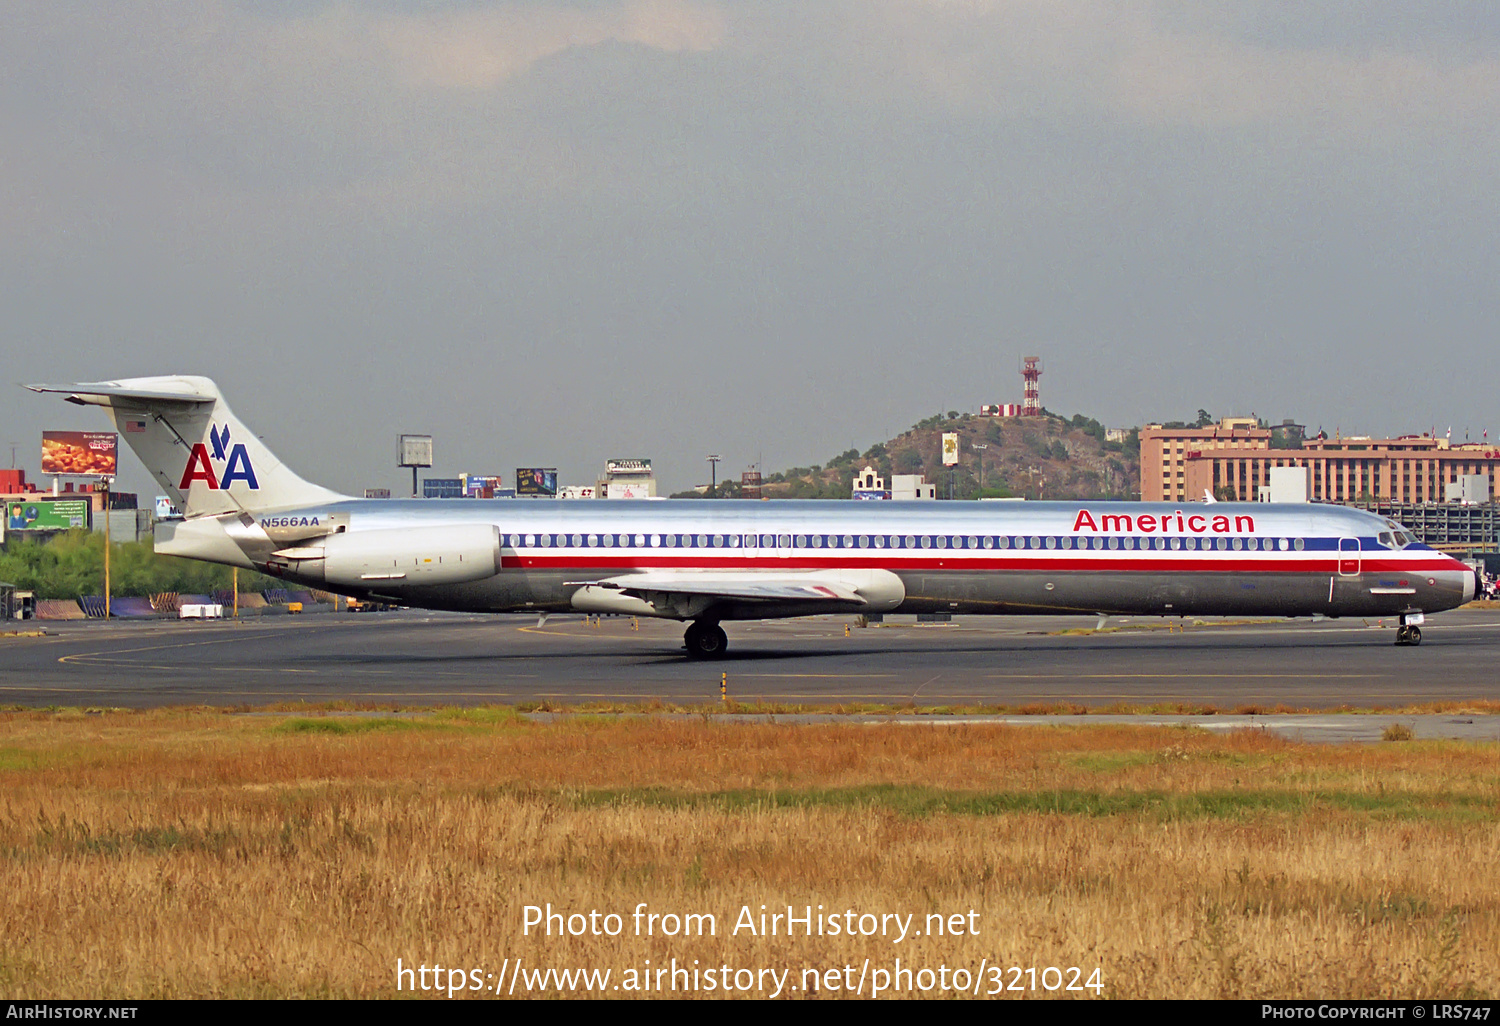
[157,498,1475,621]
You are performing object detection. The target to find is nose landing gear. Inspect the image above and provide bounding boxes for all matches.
[1395,613,1423,646]
[684,620,728,660]
[1395,624,1422,646]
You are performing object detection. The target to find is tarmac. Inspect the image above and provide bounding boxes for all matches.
[1,609,1498,741]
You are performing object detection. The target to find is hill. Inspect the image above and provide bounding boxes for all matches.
[675,411,1140,501]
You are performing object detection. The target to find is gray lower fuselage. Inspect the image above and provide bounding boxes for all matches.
[158,499,1477,621]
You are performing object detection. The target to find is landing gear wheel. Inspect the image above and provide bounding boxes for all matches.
[1395,625,1422,646]
[684,621,728,660]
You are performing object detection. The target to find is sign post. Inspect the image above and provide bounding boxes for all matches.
[103,480,110,620]
[42,431,120,618]
[942,432,959,499]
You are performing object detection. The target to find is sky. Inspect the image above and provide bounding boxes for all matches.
[3,1,1499,498]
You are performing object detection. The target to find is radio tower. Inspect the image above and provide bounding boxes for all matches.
[1021,356,1043,417]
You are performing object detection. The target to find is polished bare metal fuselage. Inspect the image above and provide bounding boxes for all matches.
[161,498,1475,622]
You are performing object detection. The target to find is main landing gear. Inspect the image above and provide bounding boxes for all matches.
[1395,624,1422,646]
[684,620,728,660]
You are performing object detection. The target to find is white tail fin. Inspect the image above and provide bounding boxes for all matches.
[26,376,343,517]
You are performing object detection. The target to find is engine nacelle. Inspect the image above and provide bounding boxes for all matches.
[269,524,502,588]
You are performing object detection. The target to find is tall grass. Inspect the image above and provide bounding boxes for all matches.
[0,710,1494,998]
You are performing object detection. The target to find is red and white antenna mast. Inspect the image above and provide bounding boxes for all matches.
[1021,356,1043,417]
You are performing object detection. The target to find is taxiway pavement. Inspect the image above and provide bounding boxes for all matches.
[2,609,1497,715]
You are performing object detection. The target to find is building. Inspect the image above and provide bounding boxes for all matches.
[740,468,762,500]
[1141,419,1500,506]
[1354,501,1496,554]
[1,469,133,513]
[891,474,936,500]
[1142,420,1273,503]
[597,459,656,499]
[851,466,890,500]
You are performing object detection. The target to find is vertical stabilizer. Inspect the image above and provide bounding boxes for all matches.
[26,376,343,517]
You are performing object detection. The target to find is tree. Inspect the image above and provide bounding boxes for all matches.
[1194,409,1214,428]
[894,449,923,475]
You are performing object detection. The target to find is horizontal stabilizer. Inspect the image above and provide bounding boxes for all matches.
[26,379,218,406]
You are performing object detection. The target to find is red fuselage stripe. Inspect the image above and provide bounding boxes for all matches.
[502,555,1456,573]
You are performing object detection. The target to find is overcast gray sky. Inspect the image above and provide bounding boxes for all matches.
[4,1,1498,497]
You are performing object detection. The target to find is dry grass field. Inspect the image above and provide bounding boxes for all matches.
[0,707,1496,999]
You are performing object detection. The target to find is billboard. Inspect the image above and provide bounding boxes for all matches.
[942,432,959,467]
[516,468,558,497]
[605,482,654,499]
[398,435,433,468]
[605,458,652,475]
[41,432,117,477]
[7,499,90,531]
[463,475,505,498]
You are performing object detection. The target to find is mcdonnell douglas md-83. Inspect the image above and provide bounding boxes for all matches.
[29,376,1475,657]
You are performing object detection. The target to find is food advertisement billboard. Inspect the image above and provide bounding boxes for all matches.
[41,432,117,477]
[7,499,91,531]
[515,468,558,497]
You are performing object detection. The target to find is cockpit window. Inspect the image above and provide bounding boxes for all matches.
[1378,531,1394,548]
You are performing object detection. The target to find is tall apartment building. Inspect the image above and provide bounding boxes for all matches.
[1141,420,1500,504]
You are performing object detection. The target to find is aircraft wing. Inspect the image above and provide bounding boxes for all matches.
[566,568,906,620]
[566,571,864,603]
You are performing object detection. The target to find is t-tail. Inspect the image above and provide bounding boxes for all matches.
[26,376,343,517]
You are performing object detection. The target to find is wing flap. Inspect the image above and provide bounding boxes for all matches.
[567,569,906,618]
[564,571,867,604]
